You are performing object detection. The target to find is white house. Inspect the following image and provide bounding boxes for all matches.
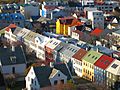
[23,31,38,46]
[87,10,104,29]
[79,0,94,6]
[0,46,26,74]
[71,30,84,41]
[71,49,87,77]
[25,66,67,90]
[30,34,50,60]
[15,28,31,42]
[42,1,59,6]
[5,24,19,42]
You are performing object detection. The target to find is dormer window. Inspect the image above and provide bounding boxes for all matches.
[10,56,16,63]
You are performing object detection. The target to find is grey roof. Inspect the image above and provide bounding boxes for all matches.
[13,26,23,35]
[113,29,120,34]
[61,44,80,58]
[33,66,52,88]
[55,42,68,52]
[33,64,72,87]
[54,63,71,80]
[0,46,26,66]
[92,45,115,55]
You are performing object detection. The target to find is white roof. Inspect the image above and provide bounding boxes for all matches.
[84,7,97,11]
[106,59,120,75]
[45,38,61,50]
[16,28,30,38]
[35,34,50,48]
[62,44,80,58]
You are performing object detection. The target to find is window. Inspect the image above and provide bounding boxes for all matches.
[50,40,53,43]
[95,57,97,60]
[31,79,33,84]
[35,81,36,85]
[28,77,30,81]
[54,80,58,85]
[61,79,64,84]
[92,56,95,58]
[111,64,118,69]
[12,67,15,74]
[58,74,60,77]
[88,54,91,57]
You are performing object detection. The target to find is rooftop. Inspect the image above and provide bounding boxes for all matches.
[106,59,120,75]
[82,50,103,64]
[72,48,87,61]
[94,55,115,70]
[90,28,103,37]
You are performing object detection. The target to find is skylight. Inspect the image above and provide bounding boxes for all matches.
[111,64,118,69]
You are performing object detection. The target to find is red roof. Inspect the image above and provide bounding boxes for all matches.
[90,28,103,37]
[8,24,16,28]
[72,49,87,61]
[5,24,17,32]
[72,30,83,36]
[59,17,75,20]
[44,5,57,10]
[94,55,115,70]
[5,27,10,32]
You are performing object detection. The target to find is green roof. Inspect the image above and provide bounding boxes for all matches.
[82,50,103,64]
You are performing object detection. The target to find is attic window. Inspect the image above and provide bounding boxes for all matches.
[111,64,118,69]
[92,56,95,59]
[10,56,16,63]
[67,47,70,49]
[74,50,77,53]
[88,54,91,57]
[95,57,97,60]
[50,40,53,43]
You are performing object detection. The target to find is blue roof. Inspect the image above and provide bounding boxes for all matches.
[1,4,20,10]
[0,46,26,65]
[31,16,40,21]
[0,13,25,21]
[92,45,115,55]
[43,32,63,38]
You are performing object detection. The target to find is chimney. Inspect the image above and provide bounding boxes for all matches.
[50,62,54,68]
[96,48,99,52]
[12,46,15,52]
[85,47,88,51]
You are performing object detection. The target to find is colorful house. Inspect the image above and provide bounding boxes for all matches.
[72,49,87,77]
[94,55,115,86]
[82,50,102,81]
[45,38,61,62]
[56,17,83,36]
[106,59,120,89]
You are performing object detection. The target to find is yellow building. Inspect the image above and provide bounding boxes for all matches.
[82,50,102,81]
[56,17,81,36]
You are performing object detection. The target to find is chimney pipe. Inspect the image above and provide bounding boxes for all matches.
[12,46,15,52]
